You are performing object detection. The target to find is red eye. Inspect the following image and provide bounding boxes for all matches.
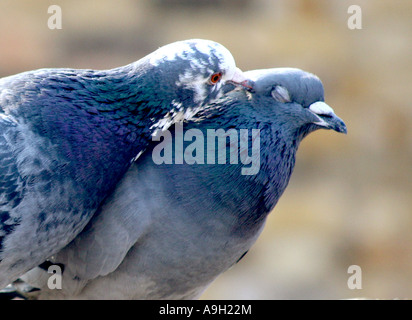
[209,72,222,85]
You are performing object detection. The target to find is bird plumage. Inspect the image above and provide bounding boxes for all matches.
[16,68,346,299]
[0,39,247,288]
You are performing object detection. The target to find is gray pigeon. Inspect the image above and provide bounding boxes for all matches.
[0,39,249,289]
[16,68,346,299]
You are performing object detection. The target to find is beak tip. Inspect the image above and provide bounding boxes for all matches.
[332,119,348,134]
[336,118,348,134]
[229,68,254,90]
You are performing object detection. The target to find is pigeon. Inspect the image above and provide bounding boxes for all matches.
[15,68,347,299]
[0,39,250,289]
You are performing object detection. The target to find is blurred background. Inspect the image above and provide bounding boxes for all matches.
[0,0,411,299]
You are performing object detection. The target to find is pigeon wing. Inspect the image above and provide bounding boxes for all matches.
[52,163,152,281]
[0,114,26,261]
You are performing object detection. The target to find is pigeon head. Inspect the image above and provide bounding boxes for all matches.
[244,68,347,139]
[184,68,347,222]
[140,39,249,121]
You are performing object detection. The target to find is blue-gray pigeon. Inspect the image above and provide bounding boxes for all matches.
[14,68,346,299]
[0,39,250,289]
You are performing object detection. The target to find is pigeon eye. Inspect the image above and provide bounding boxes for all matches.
[271,86,291,103]
[209,72,222,85]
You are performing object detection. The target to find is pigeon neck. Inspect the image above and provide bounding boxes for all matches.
[87,63,158,128]
[163,117,300,235]
[14,64,175,210]
[191,97,302,221]
[228,130,299,233]
[68,64,174,203]
[70,61,180,153]
[258,134,299,213]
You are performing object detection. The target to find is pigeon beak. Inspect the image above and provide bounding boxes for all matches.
[228,68,254,90]
[308,101,347,134]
